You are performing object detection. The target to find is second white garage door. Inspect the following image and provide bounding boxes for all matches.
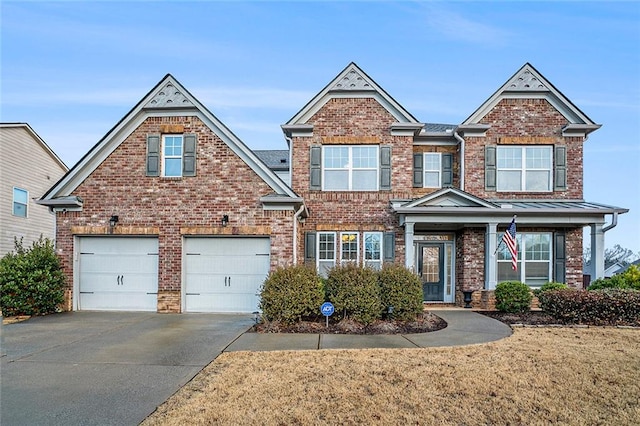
[184,237,270,313]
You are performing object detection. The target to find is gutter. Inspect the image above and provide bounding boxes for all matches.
[453,130,465,191]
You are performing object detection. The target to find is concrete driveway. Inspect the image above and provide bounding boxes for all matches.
[0,312,253,426]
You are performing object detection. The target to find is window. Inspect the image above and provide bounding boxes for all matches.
[497,232,552,286]
[340,232,359,265]
[13,187,28,217]
[423,153,441,188]
[497,146,552,191]
[163,135,183,177]
[363,232,382,270]
[323,145,378,191]
[318,232,336,277]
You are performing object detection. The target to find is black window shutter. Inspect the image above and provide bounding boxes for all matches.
[183,134,197,177]
[413,153,423,187]
[146,135,160,177]
[305,232,316,264]
[554,146,567,191]
[383,232,395,263]
[380,145,391,190]
[310,146,321,190]
[442,153,453,187]
[554,231,566,283]
[485,146,497,190]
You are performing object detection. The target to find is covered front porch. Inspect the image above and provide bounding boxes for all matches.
[392,188,628,307]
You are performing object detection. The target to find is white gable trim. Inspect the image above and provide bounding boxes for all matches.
[41,75,297,201]
[286,62,420,126]
[401,188,498,209]
[463,63,599,128]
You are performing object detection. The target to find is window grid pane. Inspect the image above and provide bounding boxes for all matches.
[340,232,358,263]
[497,146,551,191]
[497,232,551,286]
[318,233,335,260]
[163,135,183,177]
[13,188,28,217]
[323,145,378,191]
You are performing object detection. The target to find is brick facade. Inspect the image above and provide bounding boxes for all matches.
[55,115,295,312]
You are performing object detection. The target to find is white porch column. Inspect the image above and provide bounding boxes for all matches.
[486,222,498,290]
[405,222,415,271]
[590,223,605,279]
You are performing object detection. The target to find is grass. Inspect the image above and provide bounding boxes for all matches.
[143,328,640,425]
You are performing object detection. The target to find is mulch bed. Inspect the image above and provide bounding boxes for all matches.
[480,310,640,327]
[252,311,447,334]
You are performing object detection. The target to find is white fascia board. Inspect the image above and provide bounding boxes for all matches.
[401,213,609,226]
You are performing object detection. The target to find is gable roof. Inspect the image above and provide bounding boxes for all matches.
[462,63,601,134]
[40,74,298,203]
[253,149,289,171]
[400,188,498,209]
[0,123,68,172]
[285,62,422,127]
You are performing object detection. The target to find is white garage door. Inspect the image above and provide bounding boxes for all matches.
[184,237,270,313]
[78,237,158,311]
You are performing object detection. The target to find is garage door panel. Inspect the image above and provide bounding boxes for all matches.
[184,237,270,313]
[79,237,158,311]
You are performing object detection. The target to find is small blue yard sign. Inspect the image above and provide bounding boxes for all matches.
[321,302,334,317]
[321,302,334,327]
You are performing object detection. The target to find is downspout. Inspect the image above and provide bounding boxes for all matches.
[603,212,618,233]
[453,130,465,191]
[292,204,305,264]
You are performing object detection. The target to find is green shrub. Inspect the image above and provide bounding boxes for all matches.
[0,237,65,316]
[539,288,640,325]
[378,264,423,321]
[494,281,532,313]
[533,281,568,297]
[620,265,640,290]
[325,264,381,324]
[259,265,324,324]
[588,274,629,291]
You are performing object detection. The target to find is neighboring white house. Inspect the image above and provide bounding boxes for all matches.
[0,123,68,254]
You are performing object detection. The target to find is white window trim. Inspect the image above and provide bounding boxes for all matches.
[13,187,28,218]
[322,145,379,191]
[497,232,552,286]
[162,135,184,177]
[317,231,337,275]
[340,232,360,266]
[363,231,383,269]
[496,146,552,192]
[423,152,442,188]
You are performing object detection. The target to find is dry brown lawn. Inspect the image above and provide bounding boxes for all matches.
[144,328,640,425]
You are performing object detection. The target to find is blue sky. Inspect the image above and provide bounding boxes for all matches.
[2,1,639,253]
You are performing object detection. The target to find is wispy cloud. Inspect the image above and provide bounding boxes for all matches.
[419,3,511,46]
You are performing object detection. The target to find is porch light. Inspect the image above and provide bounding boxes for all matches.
[109,215,119,227]
[221,215,229,227]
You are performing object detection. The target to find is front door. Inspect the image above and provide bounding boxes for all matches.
[417,243,444,301]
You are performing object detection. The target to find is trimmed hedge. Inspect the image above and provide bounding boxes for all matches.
[494,281,532,313]
[1,237,65,316]
[539,289,640,325]
[325,264,381,324]
[378,264,423,321]
[259,265,324,324]
[533,281,568,297]
[588,266,640,291]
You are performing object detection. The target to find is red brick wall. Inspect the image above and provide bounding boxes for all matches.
[455,228,486,293]
[465,98,584,199]
[565,227,584,288]
[55,115,294,310]
[291,98,412,262]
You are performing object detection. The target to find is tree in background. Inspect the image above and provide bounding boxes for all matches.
[583,244,640,270]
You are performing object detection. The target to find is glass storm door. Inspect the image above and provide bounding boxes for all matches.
[418,243,444,301]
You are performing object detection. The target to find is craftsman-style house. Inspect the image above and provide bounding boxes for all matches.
[38,63,627,312]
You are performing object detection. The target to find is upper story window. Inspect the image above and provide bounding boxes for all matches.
[413,152,453,188]
[323,145,379,191]
[146,134,196,178]
[163,135,183,177]
[13,187,28,217]
[497,146,552,192]
[424,153,442,188]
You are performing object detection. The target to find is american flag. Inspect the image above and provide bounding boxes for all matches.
[502,217,518,271]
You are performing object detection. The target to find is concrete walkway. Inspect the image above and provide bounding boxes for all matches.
[225,309,512,352]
